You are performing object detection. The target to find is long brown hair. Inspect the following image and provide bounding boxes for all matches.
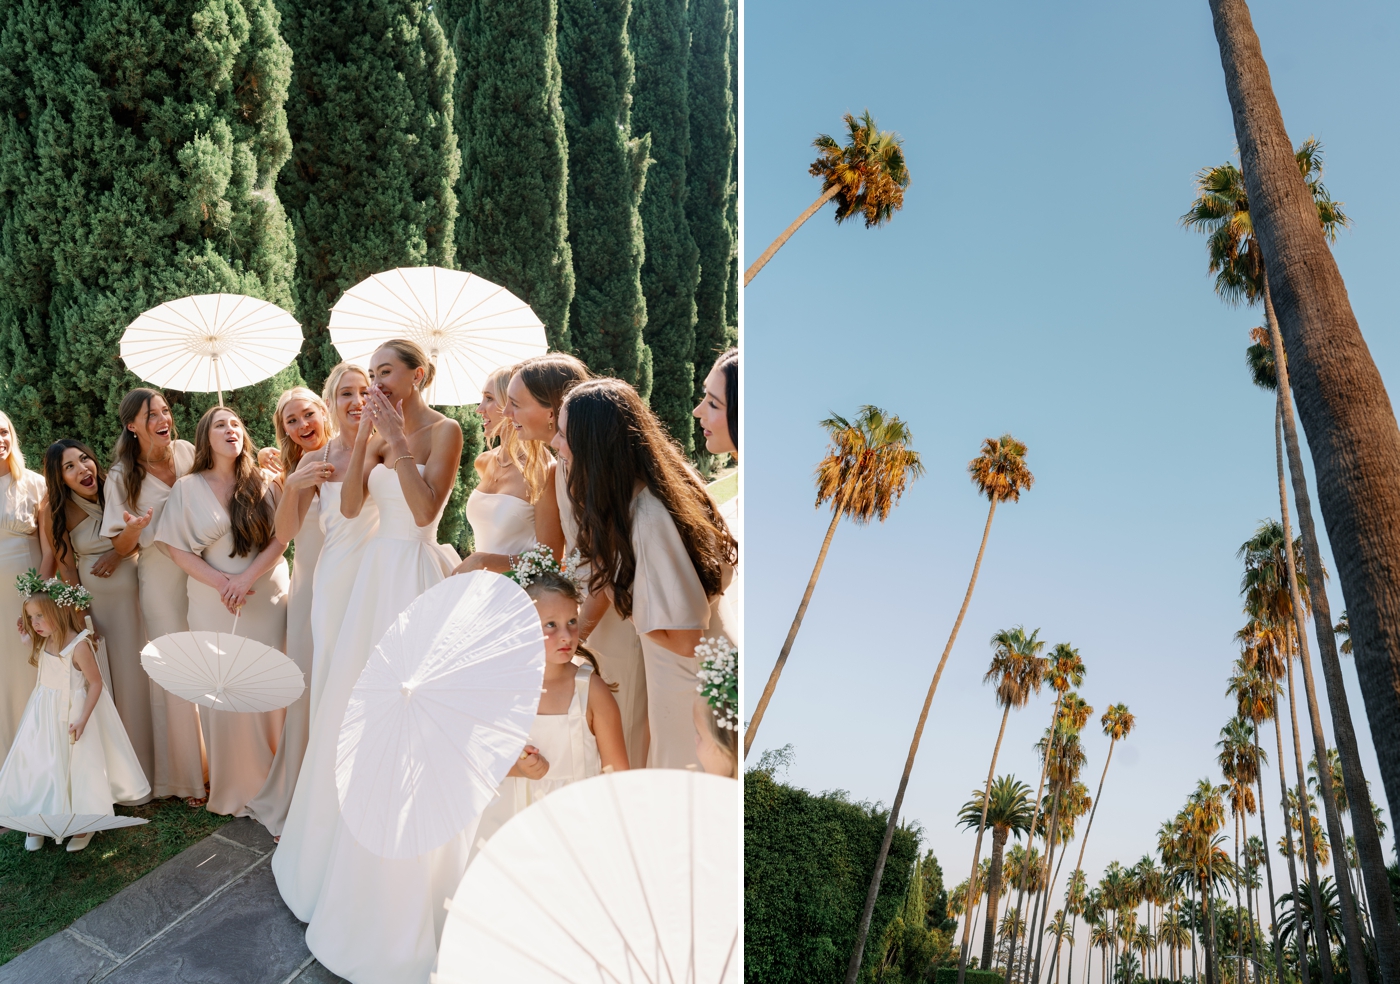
[523,572,615,691]
[43,440,106,565]
[192,407,275,557]
[515,352,591,420]
[484,366,549,502]
[273,386,331,478]
[562,378,736,618]
[113,388,177,508]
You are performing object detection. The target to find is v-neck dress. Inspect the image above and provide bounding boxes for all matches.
[103,441,207,799]
[71,494,152,795]
[0,469,45,760]
[156,473,289,816]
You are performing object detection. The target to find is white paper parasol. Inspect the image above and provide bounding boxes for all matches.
[0,814,148,840]
[434,770,739,984]
[141,631,305,713]
[327,266,548,406]
[119,293,303,404]
[336,571,545,860]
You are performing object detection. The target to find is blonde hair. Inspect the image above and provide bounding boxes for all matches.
[484,366,549,503]
[322,362,371,422]
[0,410,27,482]
[21,594,83,667]
[377,338,436,391]
[273,387,331,477]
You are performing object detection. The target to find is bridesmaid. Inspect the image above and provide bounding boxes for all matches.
[156,407,289,816]
[103,388,205,804]
[280,339,464,983]
[693,347,740,641]
[37,440,152,795]
[503,354,652,767]
[0,411,45,758]
[554,377,737,770]
[304,363,378,720]
[246,387,330,836]
[450,365,550,575]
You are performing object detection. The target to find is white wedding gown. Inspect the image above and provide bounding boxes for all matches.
[307,483,379,721]
[464,488,535,556]
[274,464,459,984]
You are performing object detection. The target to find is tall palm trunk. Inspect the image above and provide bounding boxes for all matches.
[958,701,1014,972]
[1203,875,1219,984]
[983,826,1012,971]
[1027,794,1064,984]
[1263,282,1398,982]
[1049,736,1121,979]
[745,505,842,757]
[1011,694,1065,983]
[846,499,1001,984]
[1210,0,1400,915]
[1234,813,1244,984]
[742,183,840,285]
[1284,643,1335,984]
[1253,729,1285,984]
[1192,884,1201,984]
[1241,810,1261,984]
[1274,709,1312,984]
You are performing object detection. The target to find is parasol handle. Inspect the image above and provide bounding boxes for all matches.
[214,354,224,407]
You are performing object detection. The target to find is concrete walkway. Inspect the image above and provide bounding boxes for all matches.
[0,818,346,984]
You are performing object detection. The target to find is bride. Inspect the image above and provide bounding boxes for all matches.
[272,339,463,984]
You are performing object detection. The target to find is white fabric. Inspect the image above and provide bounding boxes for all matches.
[327,267,547,406]
[0,629,150,818]
[335,571,544,860]
[274,463,458,984]
[436,771,739,984]
[463,489,534,555]
[472,663,600,858]
[308,483,379,721]
[0,470,45,759]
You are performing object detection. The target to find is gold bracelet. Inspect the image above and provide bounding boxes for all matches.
[391,454,416,469]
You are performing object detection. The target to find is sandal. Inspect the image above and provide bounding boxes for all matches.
[185,796,208,808]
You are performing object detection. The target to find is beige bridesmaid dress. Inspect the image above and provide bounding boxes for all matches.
[554,461,649,768]
[155,475,289,816]
[629,487,733,770]
[71,495,153,796]
[103,441,207,799]
[0,469,45,759]
[246,492,321,835]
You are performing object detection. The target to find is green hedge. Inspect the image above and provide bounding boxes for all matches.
[934,970,1004,984]
[745,768,920,984]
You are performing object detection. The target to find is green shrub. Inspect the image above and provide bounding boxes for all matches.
[745,768,920,984]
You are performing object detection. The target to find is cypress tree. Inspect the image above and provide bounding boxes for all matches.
[278,0,479,552]
[0,0,299,456]
[276,0,460,391]
[449,0,574,351]
[726,0,738,335]
[558,0,653,395]
[631,0,699,450]
[685,0,735,452]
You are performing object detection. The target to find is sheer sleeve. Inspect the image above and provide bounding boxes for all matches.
[629,489,711,634]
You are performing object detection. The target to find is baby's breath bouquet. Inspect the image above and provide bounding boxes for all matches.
[695,635,738,731]
[505,543,586,591]
[15,568,93,609]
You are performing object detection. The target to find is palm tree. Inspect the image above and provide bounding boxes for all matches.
[1044,910,1069,984]
[845,435,1033,984]
[743,110,910,285]
[1217,718,1260,984]
[960,631,1048,972]
[1160,911,1190,982]
[1196,11,1400,970]
[1226,661,1286,984]
[1011,644,1087,980]
[1029,706,1093,984]
[1240,521,1344,984]
[745,406,923,757]
[1049,704,1137,982]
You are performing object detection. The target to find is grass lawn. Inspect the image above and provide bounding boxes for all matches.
[0,798,232,964]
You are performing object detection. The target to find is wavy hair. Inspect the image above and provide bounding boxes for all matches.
[43,440,106,565]
[273,386,331,478]
[515,352,591,422]
[0,410,25,482]
[483,366,549,502]
[112,388,177,508]
[192,407,275,557]
[562,378,736,618]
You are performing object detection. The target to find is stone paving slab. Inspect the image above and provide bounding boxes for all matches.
[0,817,348,984]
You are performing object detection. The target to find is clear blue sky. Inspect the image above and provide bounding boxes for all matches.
[741,0,1400,957]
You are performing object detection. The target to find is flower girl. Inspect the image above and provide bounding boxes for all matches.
[472,566,629,854]
[0,572,149,850]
